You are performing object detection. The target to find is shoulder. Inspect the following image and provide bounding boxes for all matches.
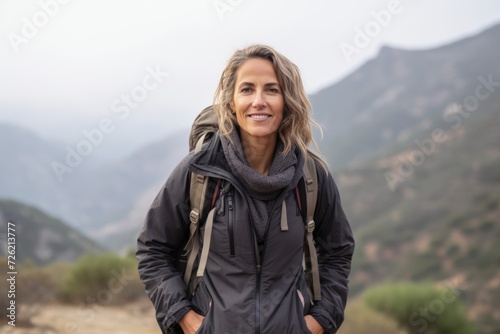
[174,133,221,175]
[171,152,197,176]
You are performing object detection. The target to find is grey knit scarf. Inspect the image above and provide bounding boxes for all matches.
[220,130,298,239]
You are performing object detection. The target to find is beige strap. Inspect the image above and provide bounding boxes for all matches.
[305,221,321,300]
[302,156,321,301]
[183,134,209,287]
[195,133,207,152]
[303,156,317,230]
[184,173,208,286]
[196,207,216,277]
[280,200,288,231]
[183,230,199,287]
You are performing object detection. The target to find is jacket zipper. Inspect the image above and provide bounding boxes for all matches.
[227,192,235,257]
[255,263,262,334]
[217,182,235,258]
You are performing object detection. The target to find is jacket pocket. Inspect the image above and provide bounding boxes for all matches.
[192,281,213,334]
[191,279,212,316]
[295,288,312,334]
[296,274,311,316]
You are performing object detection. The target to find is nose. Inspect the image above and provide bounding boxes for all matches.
[252,91,266,109]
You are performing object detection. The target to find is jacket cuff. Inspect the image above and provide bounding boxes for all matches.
[164,306,192,329]
[310,313,336,334]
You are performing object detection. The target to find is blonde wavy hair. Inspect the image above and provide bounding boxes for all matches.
[213,44,327,169]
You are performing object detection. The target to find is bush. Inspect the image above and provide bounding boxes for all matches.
[0,257,8,311]
[337,300,400,334]
[364,282,475,334]
[1,258,71,327]
[60,253,145,305]
[17,259,69,305]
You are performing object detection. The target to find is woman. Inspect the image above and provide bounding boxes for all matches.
[136,44,354,334]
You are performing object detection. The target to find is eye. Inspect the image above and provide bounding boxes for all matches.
[240,87,253,93]
[266,87,280,94]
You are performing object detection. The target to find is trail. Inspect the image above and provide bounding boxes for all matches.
[1,301,159,334]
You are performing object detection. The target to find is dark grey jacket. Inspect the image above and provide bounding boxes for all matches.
[136,136,354,334]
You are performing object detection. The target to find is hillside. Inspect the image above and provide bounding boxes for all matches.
[311,23,500,170]
[0,123,188,235]
[0,199,104,265]
[0,124,69,221]
[63,129,189,234]
[335,105,500,330]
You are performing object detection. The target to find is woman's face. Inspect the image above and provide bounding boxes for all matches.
[231,58,284,144]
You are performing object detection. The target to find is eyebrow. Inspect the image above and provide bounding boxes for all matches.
[237,82,280,87]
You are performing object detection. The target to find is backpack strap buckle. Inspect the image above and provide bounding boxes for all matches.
[189,210,200,225]
[306,220,315,233]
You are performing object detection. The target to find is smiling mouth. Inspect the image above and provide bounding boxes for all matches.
[248,114,271,119]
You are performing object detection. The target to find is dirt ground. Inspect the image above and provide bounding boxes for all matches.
[1,300,161,334]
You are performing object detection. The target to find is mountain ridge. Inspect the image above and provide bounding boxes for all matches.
[0,199,105,265]
[310,22,500,170]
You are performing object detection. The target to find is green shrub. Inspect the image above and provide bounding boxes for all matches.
[0,258,72,327]
[60,253,145,305]
[364,282,474,334]
[17,259,70,305]
[0,257,8,311]
[338,300,400,334]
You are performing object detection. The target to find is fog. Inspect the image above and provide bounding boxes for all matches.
[1,0,499,160]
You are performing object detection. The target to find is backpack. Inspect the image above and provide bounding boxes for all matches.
[182,106,321,302]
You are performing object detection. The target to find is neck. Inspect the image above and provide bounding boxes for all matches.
[240,133,277,176]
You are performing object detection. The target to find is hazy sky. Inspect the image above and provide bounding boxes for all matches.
[1,0,500,160]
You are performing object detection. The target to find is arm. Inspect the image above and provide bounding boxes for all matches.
[308,166,355,333]
[136,157,194,332]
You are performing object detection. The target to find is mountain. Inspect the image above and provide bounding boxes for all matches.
[0,199,104,265]
[0,124,68,219]
[64,129,189,231]
[335,104,500,332]
[79,130,190,252]
[307,23,500,332]
[0,123,188,243]
[310,23,500,170]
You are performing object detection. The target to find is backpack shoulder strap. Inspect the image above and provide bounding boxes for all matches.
[302,154,321,301]
[183,105,220,293]
[183,134,210,289]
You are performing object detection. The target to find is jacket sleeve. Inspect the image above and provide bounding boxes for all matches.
[308,164,355,334]
[136,155,193,332]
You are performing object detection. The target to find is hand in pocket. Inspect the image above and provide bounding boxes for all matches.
[178,310,205,334]
[304,315,324,334]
